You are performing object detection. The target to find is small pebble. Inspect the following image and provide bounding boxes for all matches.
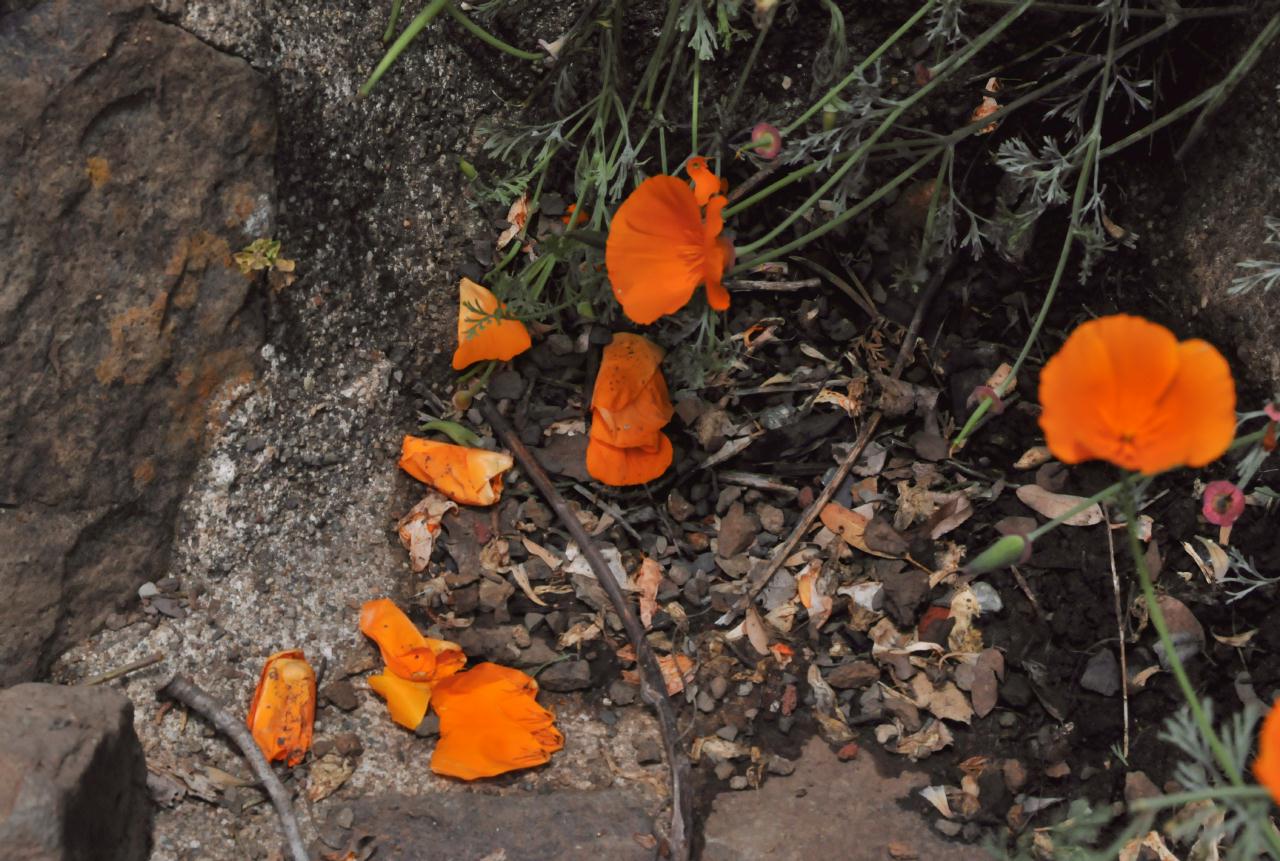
[934,819,963,837]
[709,676,729,699]
[334,807,354,830]
[414,714,440,738]
[696,690,716,713]
[137,582,159,600]
[729,776,749,791]
[766,755,796,777]
[715,762,735,781]
[715,725,739,742]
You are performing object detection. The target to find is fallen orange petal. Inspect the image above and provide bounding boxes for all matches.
[586,429,673,486]
[429,663,564,780]
[368,669,435,730]
[359,598,465,683]
[247,649,316,767]
[1038,314,1235,474]
[399,435,515,506]
[452,277,532,371]
[606,176,727,324]
[591,333,666,412]
[1255,700,1280,805]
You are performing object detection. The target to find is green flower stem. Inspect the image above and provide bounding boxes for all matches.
[968,0,1251,18]
[1118,476,1280,851]
[691,55,701,156]
[1098,86,1217,160]
[642,0,683,110]
[361,0,450,96]
[445,3,543,61]
[1026,483,1122,542]
[733,0,1033,254]
[783,0,938,136]
[383,0,404,43]
[1130,785,1272,812]
[722,7,774,136]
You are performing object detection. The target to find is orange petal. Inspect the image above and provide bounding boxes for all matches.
[399,435,514,506]
[605,176,707,324]
[359,598,465,683]
[593,375,673,447]
[686,156,721,206]
[1128,338,1236,473]
[429,663,564,780]
[1254,701,1280,805]
[368,669,434,730]
[586,431,673,486]
[246,649,316,767]
[591,333,666,412]
[452,277,532,370]
[702,197,732,312]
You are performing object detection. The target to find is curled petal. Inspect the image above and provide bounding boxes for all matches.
[429,663,564,780]
[368,670,434,731]
[1202,480,1245,527]
[399,435,514,506]
[606,176,707,324]
[247,650,316,767]
[452,278,532,371]
[359,598,465,683]
[591,333,665,412]
[686,156,721,206]
[586,430,673,486]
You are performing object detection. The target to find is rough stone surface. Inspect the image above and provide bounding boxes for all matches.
[0,683,151,861]
[0,0,273,684]
[703,738,986,861]
[348,789,654,860]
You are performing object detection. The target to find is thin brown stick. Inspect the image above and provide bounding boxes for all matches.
[82,652,165,686]
[1104,509,1131,758]
[722,259,952,623]
[726,278,822,292]
[159,675,309,861]
[479,400,694,861]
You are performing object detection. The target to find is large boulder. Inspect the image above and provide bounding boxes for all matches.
[0,0,274,683]
[0,683,151,860]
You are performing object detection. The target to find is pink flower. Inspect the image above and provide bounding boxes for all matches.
[750,123,782,160]
[1202,480,1245,526]
[1265,402,1280,422]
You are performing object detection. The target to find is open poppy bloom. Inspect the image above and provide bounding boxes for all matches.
[1255,700,1280,805]
[452,277,532,370]
[1038,314,1236,474]
[360,598,563,778]
[400,435,514,506]
[429,663,565,780]
[247,650,316,767]
[605,157,734,324]
[586,333,674,485]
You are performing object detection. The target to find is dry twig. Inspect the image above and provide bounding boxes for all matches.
[479,399,694,861]
[82,652,165,686]
[1104,507,1131,758]
[159,675,309,861]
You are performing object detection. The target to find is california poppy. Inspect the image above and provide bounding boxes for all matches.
[586,333,674,485]
[246,650,316,767]
[1038,315,1236,474]
[359,598,466,683]
[605,158,734,324]
[452,277,532,371]
[1255,700,1280,805]
[429,662,565,780]
[399,435,514,506]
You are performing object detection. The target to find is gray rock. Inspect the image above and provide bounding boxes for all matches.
[757,503,786,535]
[0,0,271,685]
[634,738,663,765]
[1124,770,1161,804]
[1080,649,1121,697]
[766,755,796,776]
[709,676,729,699]
[696,690,716,713]
[538,659,592,692]
[414,714,440,738]
[488,370,525,400]
[515,639,560,669]
[714,762,735,781]
[729,775,749,791]
[716,725,739,742]
[717,503,759,558]
[0,683,151,860]
[608,680,637,706]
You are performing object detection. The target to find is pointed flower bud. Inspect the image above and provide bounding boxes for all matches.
[965,534,1031,575]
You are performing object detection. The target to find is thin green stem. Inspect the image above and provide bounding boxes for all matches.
[1027,483,1122,542]
[1130,785,1272,812]
[691,55,701,155]
[445,3,543,61]
[643,0,683,109]
[1098,86,1216,159]
[735,0,1033,254]
[969,0,1251,18]
[783,0,938,136]
[722,8,774,136]
[383,0,404,43]
[361,0,451,96]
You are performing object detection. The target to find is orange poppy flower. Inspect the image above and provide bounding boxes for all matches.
[605,158,734,324]
[452,277,532,371]
[399,435,514,506]
[367,670,436,730]
[1038,314,1235,474]
[359,598,465,684]
[586,333,674,485]
[1255,700,1280,805]
[429,662,565,780]
[246,650,316,767]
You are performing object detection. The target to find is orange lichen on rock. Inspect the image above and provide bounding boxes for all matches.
[605,158,734,324]
[399,435,514,506]
[586,333,674,486]
[452,277,532,370]
[1255,701,1280,805]
[429,663,565,780]
[1038,314,1236,474]
[360,599,563,778]
[246,649,316,767]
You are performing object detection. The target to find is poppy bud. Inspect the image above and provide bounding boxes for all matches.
[822,103,838,132]
[458,159,478,181]
[749,122,782,160]
[964,534,1031,575]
